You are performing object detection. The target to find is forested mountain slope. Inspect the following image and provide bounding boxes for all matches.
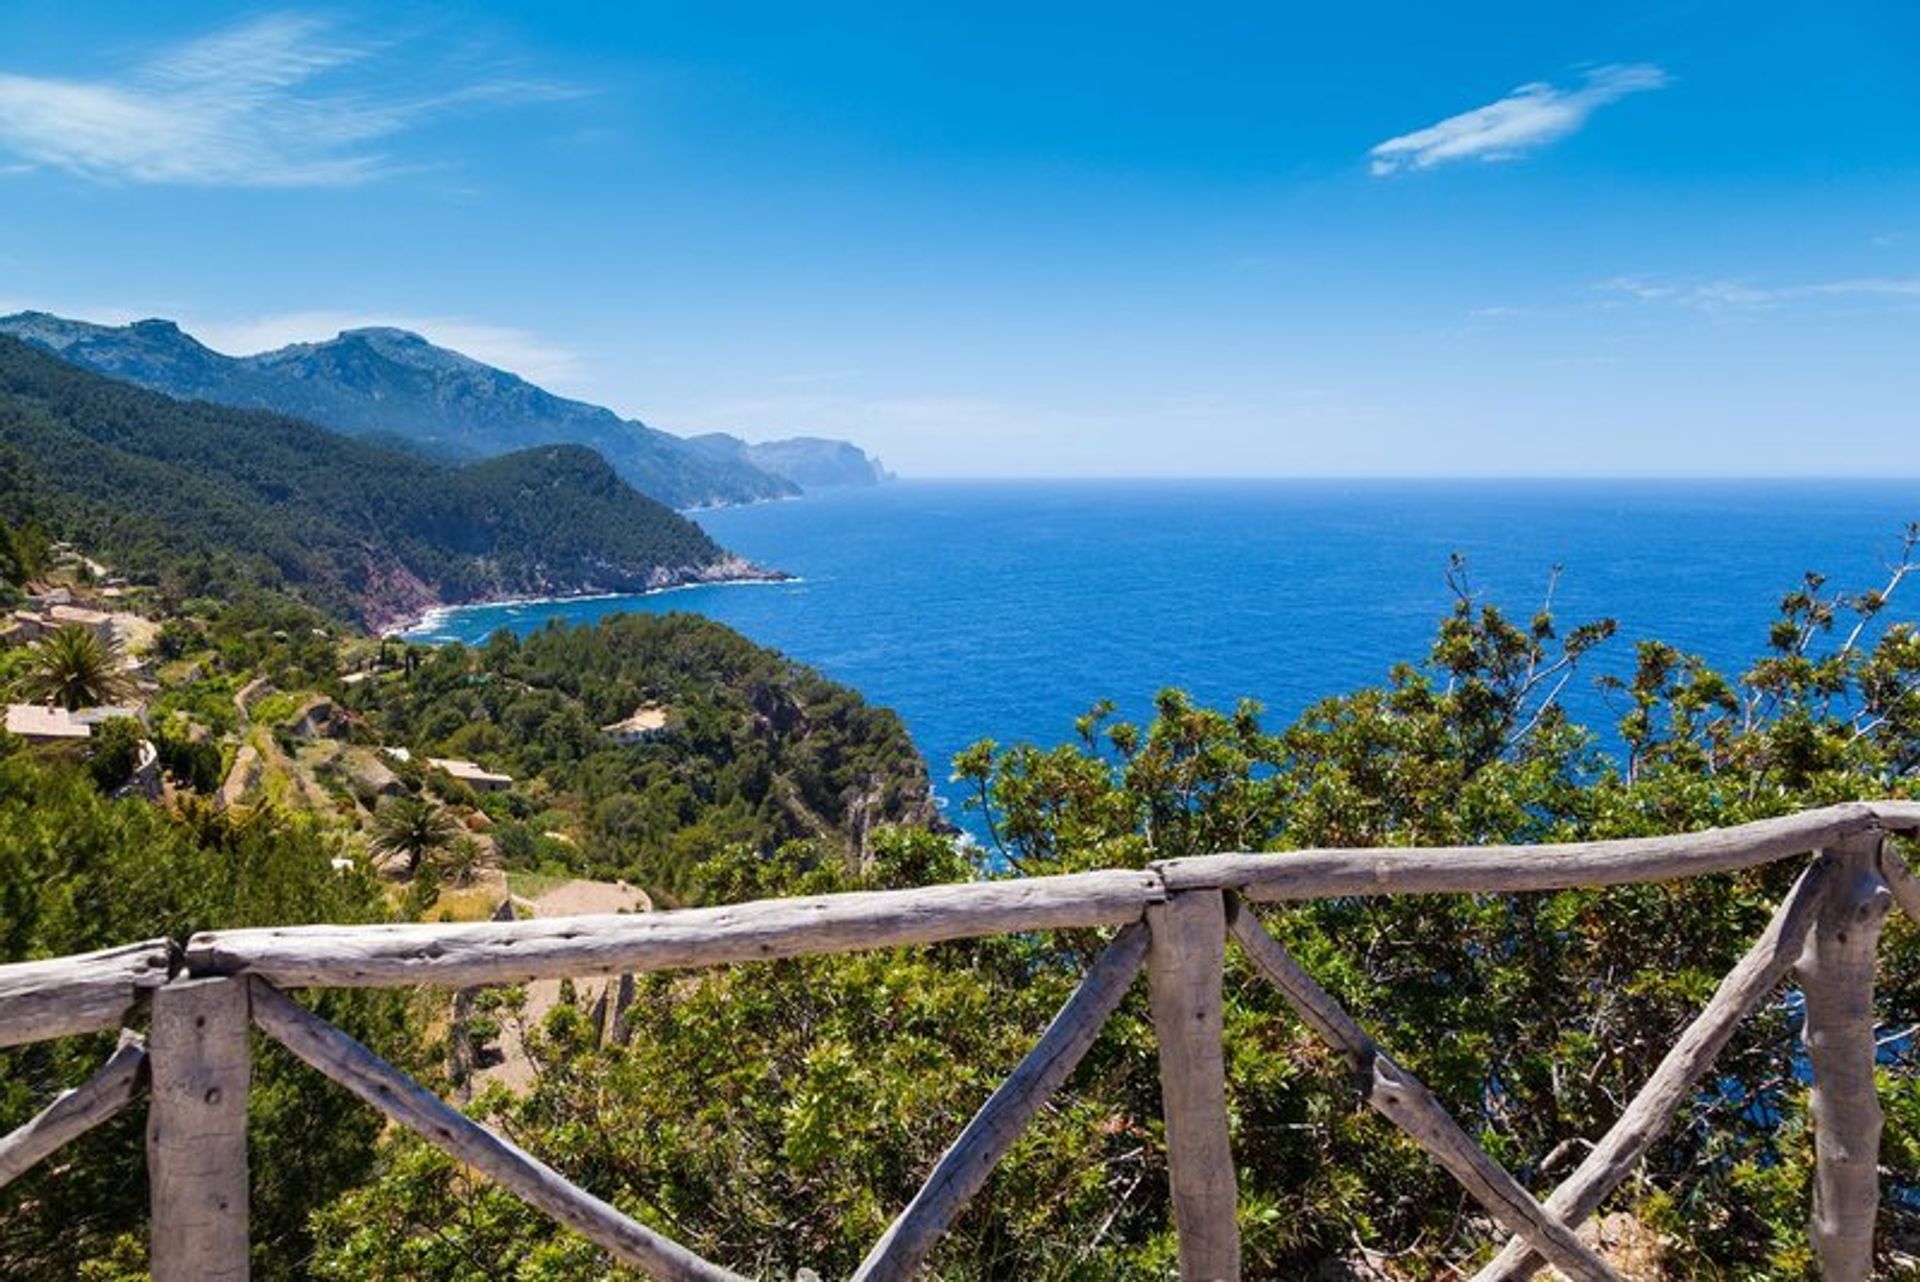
[0,313,797,509]
[0,337,770,628]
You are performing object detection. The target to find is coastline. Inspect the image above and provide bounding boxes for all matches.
[386,573,799,640]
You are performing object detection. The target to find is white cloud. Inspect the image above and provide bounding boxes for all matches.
[1597,274,1920,311]
[1369,64,1668,176]
[1798,277,1920,300]
[0,12,571,187]
[191,310,585,385]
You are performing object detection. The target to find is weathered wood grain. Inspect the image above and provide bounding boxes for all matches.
[1869,799,1920,830]
[610,972,637,1047]
[148,978,251,1282]
[1474,855,1832,1281]
[1157,803,1877,899]
[0,1029,146,1189]
[853,923,1149,1281]
[1882,842,1920,924]
[1800,832,1892,1281]
[1228,900,1620,1282]
[0,938,172,1049]
[188,870,1165,988]
[1147,891,1240,1281]
[249,981,744,1282]
[448,986,476,1103]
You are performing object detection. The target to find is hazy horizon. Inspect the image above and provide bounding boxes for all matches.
[3,2,1916,478]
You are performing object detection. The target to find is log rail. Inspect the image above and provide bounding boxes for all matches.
[2,801,1918,1279]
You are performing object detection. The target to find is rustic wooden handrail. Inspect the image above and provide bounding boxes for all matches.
[0,938,172,1048]
[179,803,1902,992]
[184,868,1166,988]
[1156,802,1887,898]
[1,803,1917,1280]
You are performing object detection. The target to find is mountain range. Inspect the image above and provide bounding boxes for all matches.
[0,312,891,510]
[0,336,772,629]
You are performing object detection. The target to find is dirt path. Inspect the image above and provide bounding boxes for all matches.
[473,878,651,1092]
[233,674,271,727]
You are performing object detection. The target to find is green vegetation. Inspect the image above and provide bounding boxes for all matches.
[4,519,1919,1277]
[0,515,49,587]
[317,552,1920,1279]
[84,717,145,790]
[0,336,748,628]
[349,613,940,901]
[17,625,135,710]
[369,793,464,877]
[0,758,418,1280]
[0,582,944,1277]
[504,868,578,900]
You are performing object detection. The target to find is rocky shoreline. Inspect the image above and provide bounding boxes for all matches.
[372,555,793,637]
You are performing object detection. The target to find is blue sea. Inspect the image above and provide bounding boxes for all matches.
[407,480,1918,815]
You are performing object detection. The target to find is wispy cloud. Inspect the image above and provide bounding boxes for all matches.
[191,310,586,385]
[0,12,572,186]
[1369,63,1668,176]
[1598,274,1920,311]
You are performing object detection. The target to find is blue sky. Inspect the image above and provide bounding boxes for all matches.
[0,2,1916,477]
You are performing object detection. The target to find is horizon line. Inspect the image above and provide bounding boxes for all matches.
[874,473,1920,484]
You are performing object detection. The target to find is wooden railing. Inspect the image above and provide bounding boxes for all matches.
[5,801,1920,1280]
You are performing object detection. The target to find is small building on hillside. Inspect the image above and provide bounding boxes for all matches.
[601,704,674,746]
[48,605,115,643]
[427,757,514,793]
[5,704,91,744]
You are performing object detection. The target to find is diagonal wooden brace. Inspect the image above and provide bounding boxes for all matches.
[250,980,743,1282]
[1226,897,1621,1282]
[853,922,1149,1281]
[1475,854,1833,1281]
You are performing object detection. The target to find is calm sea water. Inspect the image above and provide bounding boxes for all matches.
[408,480,1919,815]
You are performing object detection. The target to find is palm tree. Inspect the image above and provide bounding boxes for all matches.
[369,794,464,877]
[19,625,135,711]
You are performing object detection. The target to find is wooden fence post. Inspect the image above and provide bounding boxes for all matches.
[147,977,251,1282]
[449,986,476,1103]
[1147,889,1239,1281]
[1799,831,1893,1281]
[610,973,637,1047]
